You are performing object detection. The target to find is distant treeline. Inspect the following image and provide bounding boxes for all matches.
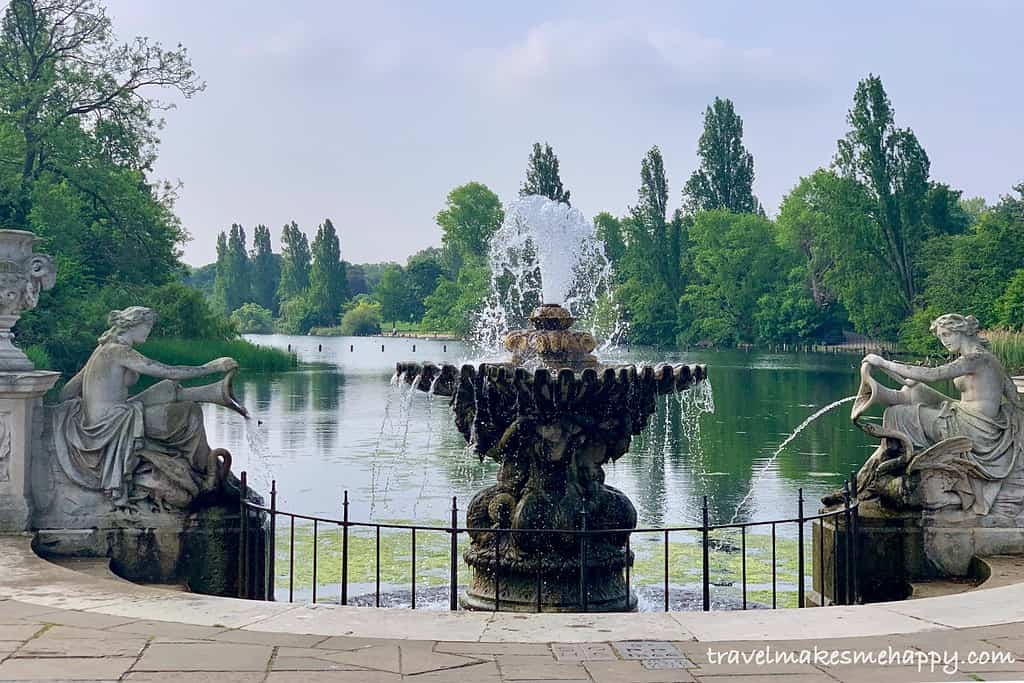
[196,74,1024,356]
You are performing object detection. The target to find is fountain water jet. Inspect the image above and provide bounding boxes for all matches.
[396,196,709,612]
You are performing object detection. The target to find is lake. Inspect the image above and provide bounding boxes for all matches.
[205,335,875,529]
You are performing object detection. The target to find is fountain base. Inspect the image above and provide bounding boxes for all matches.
[461,570,637,612]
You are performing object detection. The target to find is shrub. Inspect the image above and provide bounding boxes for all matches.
[339,300,382,336]
[230,303,274,334]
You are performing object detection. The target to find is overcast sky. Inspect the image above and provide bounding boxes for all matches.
[105,1,1024,267]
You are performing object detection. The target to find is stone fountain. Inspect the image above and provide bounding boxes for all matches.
[394,196,708,612]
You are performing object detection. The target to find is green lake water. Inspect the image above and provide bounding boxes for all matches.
[206,335,874,527]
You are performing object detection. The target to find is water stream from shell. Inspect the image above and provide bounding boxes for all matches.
[727,394,857,524]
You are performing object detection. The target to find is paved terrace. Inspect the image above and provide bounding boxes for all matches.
[1,535,1024,682]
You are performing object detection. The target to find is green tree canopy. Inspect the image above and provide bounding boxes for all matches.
[277,221,311,303]
[374,264,416,326]
[834,74,930,314]
[520,142,570,205]
[250,224,279,313]
[593,212,625,268]
[308,218,348,327]
[681,210,786,345]
[682,97,759,214]
[0,0,203,224]
[436,182,504,268]
[213,223,250,313]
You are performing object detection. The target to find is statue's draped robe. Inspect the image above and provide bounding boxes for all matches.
[883,399,1023,515]
[53,398,211,508]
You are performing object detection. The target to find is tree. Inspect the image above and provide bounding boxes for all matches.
[520,142,570,205]
[250,224,279,313]
[776,174,838,308]
[224,223,250,311]
[277,221,310,303]
[212,223,250,313]
[834,74,930,314]
[0,0,236,375]
[919,183,1024,327]
[681,210,785,345]
[374,264,415,327]
[682,97,759,214]
[405,248,445,311]
[593,212,625,268]
[435,182,504,269]
[996,269,1024,330]
[346,263,369,297]
[0,0,203,224]
[775,169,905,337]
[615,147,685,345]
[308,218,348,327]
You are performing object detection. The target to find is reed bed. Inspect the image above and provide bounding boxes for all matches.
[986,328,1024,375]
[139,337,297,372]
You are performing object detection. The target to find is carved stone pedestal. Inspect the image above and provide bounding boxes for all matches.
[813,499,1024,605]
[0,371,60,532]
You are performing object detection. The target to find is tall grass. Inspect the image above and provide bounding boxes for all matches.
[139,337,297,372]
[986,328,1024,375]
[23,344,53,370]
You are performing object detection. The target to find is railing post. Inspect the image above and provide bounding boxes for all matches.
[312,520,319,603]
[268,480,276,601]
[701,495,710,612]
[842,481,852,606]
[849,472,860,604]
[450,496,459,611]
[663,529,669,612]
[579,506,588,612]
[797,488,805,609]
[238,471,248,599]
[493,529,501,612]
[341,490,349,606]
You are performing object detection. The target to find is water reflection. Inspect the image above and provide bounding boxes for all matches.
[207,336,873,527]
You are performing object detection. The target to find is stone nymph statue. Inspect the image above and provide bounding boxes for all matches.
[52,306,247,511]
[833,313,1024,523]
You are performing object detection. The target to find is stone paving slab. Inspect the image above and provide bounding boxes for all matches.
[125,675,264,682]
[0,623,40,640]
[0,654,136,680]
[135,642,274,672]
[266,673,401,682]
[585,659,697,682]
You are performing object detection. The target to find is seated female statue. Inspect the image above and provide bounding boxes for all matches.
[851,314,1022,517]
[53,306,241,510]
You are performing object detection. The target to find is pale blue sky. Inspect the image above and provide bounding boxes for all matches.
[105,1,1024,266]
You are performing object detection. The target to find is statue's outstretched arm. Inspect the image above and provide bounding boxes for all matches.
[120,348,229,381]
[868,354,974,384]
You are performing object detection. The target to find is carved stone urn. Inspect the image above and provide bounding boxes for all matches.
[0,229,59,532]
[396,303,707,612]
[0,229,56,371]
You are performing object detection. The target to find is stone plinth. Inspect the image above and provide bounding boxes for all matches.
[814,499,1024,605]
[813,502,920,605]
[0,371,60,531]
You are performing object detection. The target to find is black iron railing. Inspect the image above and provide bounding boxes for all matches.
[237,471,861,611]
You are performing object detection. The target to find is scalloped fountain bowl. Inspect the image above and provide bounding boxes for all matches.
[395,304,707,612]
